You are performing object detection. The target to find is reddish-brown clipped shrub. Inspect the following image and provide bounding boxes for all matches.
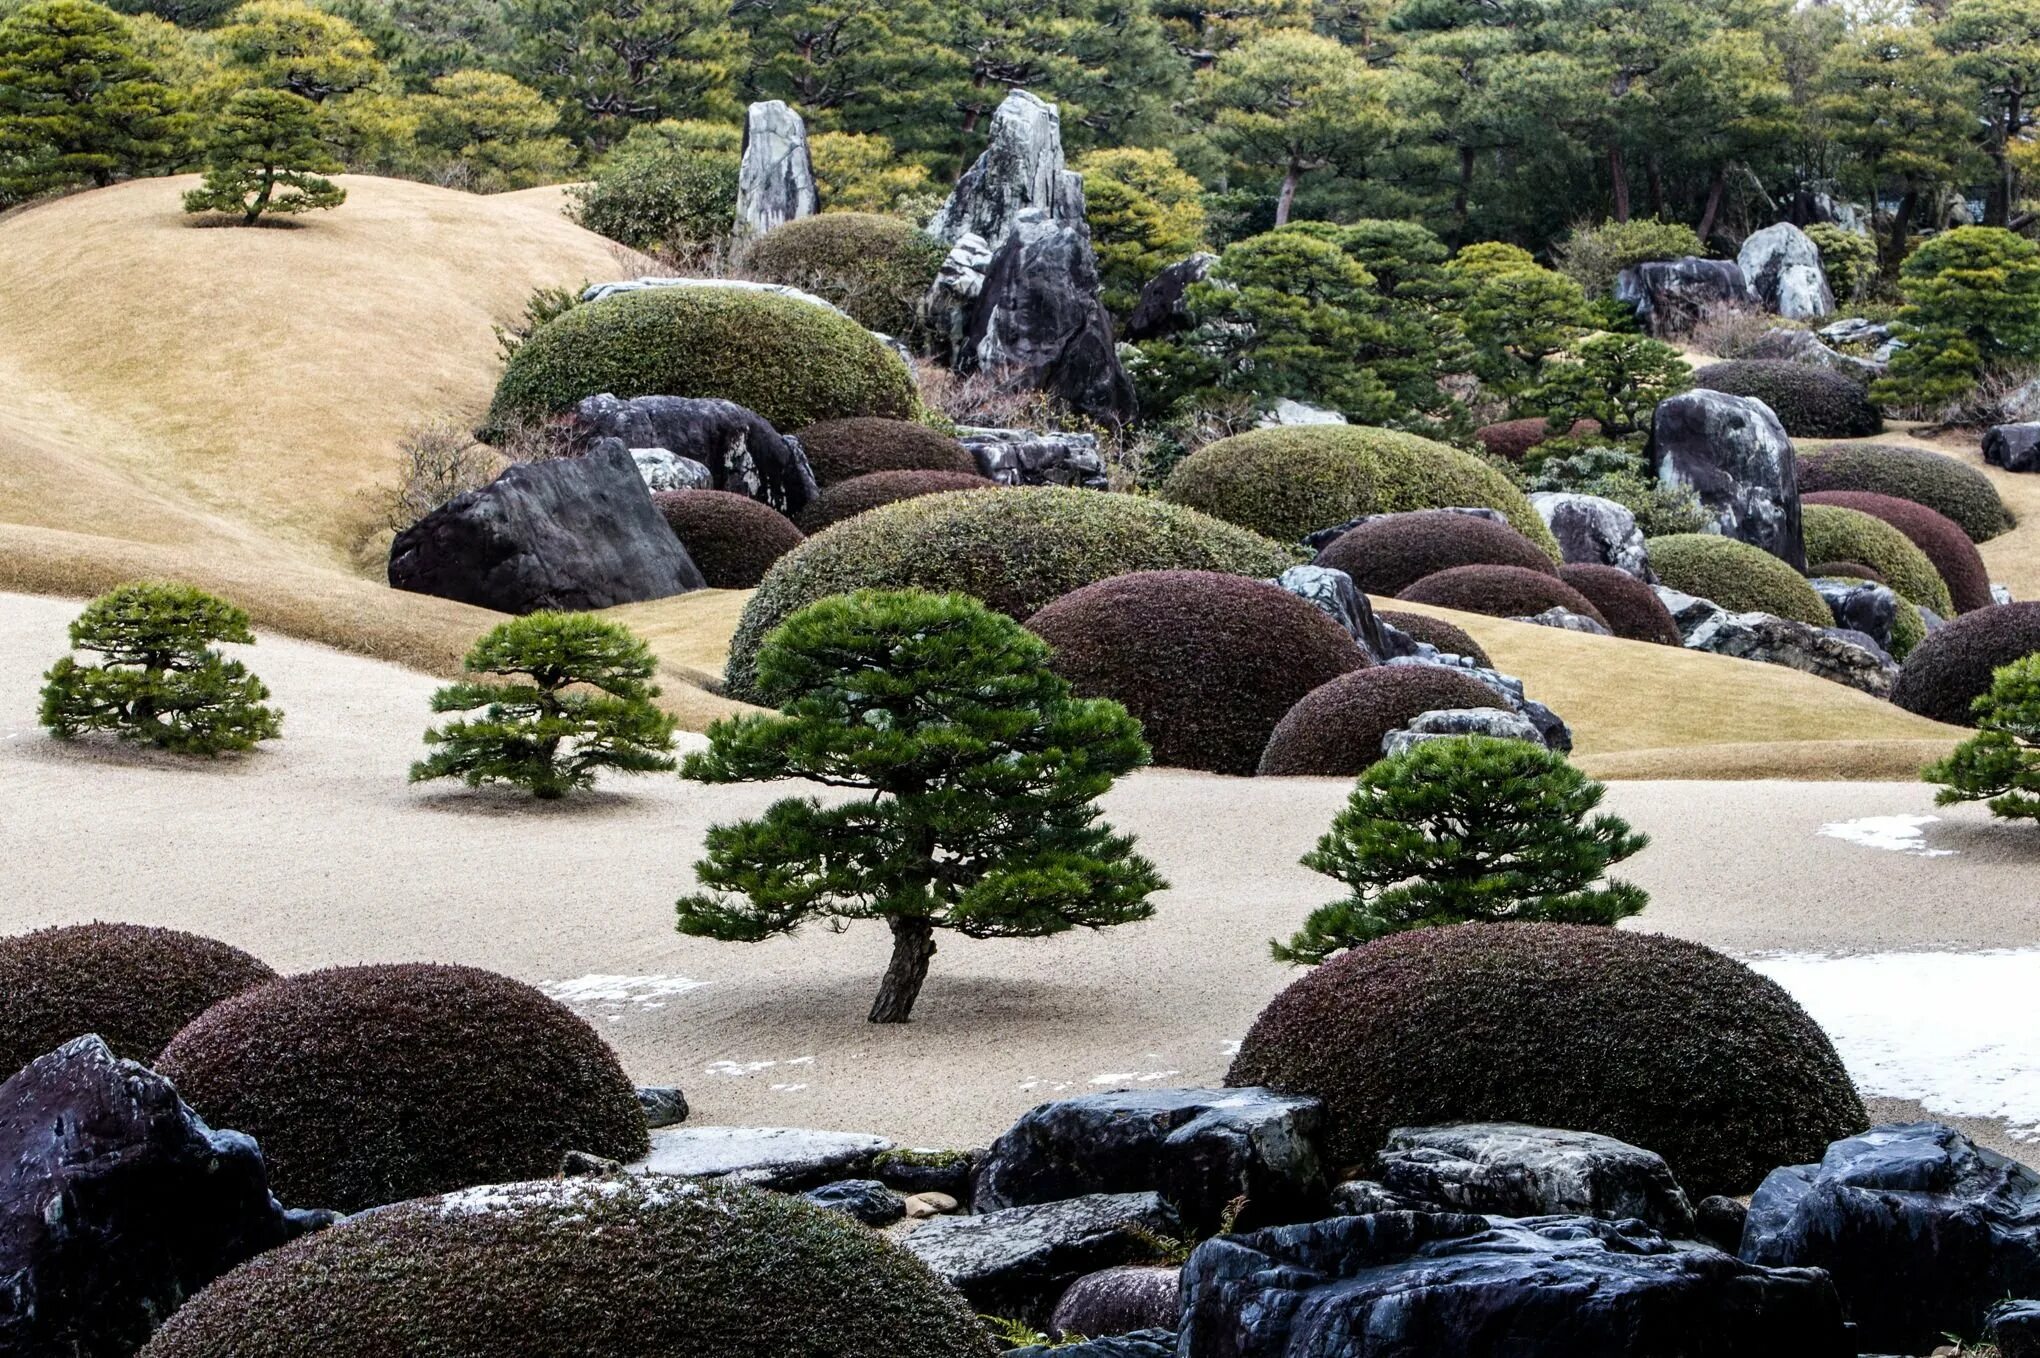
[1027,570,1369,776]
[1803,489,1994,614]
[652,490,805,588]
[1558,564,1681,645]
[1312,511,1559,598]
[796,470,992,534]
[796,417,980,486]
[1398,565,1610,630]
[1891,602,2040,725]
[1474,417,1599,462]
[1226,923,1868,1199]
[1798,441,2012,543]
[0,923,275,1078]
[1257,665,1505,777]
[1808,561,1886,585]
[156,963,649,1212]
[1375,611,1493,667]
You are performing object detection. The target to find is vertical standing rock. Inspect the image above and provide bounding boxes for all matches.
[734,100,817,243]
[962,209,1137,428]
[1650,389,1807,571]
[1738,223,1835,320]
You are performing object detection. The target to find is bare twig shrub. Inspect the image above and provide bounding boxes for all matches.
[378,421,508,532]
[1688,303,1785,360]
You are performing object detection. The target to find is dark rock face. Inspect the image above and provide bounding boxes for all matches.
[1614,257,1757,336]
[389,443,707,613]
[1811,577,1903,655]
[1377,1123,1696,1237]
[1991,1299,2040,1358]
[1985,422,2040,473]
[1009,1330,1177,1358]
[1049,1265,1181,1341]
[565,393,819,515]
[1181,1211,1852,1358]
[1694,1195,1749,1253]
[962,209,1137,429]
[634,1085,688,1129]
[1741,1122,2040,1355]
[0,1036,334,1358]
[1650,389,1806,570]
[1267,565,1394,661]
[972,1087,1326,1234]
[1125,252,1216,341]
[801,1178,905,1227]
[957,427,1108,490]
[902,1191,1179,1325]
[1530,492,1654,581]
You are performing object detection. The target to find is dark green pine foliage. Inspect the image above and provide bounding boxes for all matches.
[1926,654,2040,826]
[0,0,184,200]
[411,612,677,800]
[181,87,344,225]
[40,582,282,755]
[1275,736,1649,965]
[677,589,1164,1024]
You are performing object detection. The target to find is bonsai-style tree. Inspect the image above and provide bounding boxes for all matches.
[40,582,282,755]
[181,87,344,225]
[1274,736,1649,965]
[676,589,1165,1024]
[1926,653,2040,826]
[1530,332,1692,438]
[411,613,677,799]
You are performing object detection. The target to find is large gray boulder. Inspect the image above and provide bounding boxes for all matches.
[957,426,1108,489]
[388,442,707,613]
[733,99,816,242]
[1985,422,2040,473]
[1681,606,1900,697]
[1124,251,1216,341]
[1181,1211,1851,1357]
[0,1036,335,1358]
[1614,257,1756,336]
[1650,389,1806,571]
[1377,1123,1696,1237]
[1048,1266,1181,1341]
[927,89,1084,251]
[1529,491,1653,581]
[972,1087,1326,1234]
[1811,576,1904,655]
[962,209,1137,428]
[903,1191,1179,1325]
[1737,223,1834,320]
[630,1124,892,1189]
[565,393,818,514]
[1742,1123,2040,1356]
[1267,565,1396,660]
[1381,707,1545,757]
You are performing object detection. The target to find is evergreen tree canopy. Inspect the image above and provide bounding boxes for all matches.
[0,0,184,197]
[1926,653,2040,826]
[182,85,344,221]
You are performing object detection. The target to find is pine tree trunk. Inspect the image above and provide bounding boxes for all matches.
[1697,166,1726,242]
[1454,145,1474,229]
[868,916,936,1024]
[1607,144,1631,223]
[1275,161,1301,227]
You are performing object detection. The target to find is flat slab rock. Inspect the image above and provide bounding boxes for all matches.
[1377,1123,1696,1236]
[902,1191,1179,1324]
[629,1125,892,1190]
[1181,1210,1851,1357]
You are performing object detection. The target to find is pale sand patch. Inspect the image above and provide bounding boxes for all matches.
[7,590,2038,1158]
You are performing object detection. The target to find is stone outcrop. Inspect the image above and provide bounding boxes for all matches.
[1181,1211,1851,1357]
[630,1125,892,1189]
[1515,605,1614,635]
[733,100,817,242]
[388,442,707,613]
[0,1036,335,1358]
[566,393,819,514]
[1530,491,1654,580]
[1614,257,1756,336]
[972,1087,1326,1234]
[1742,325,1883,380]
[1811,577,1904,655]
[1124,252,1216,341]
[1382,656,1573,752]
[1985,422,2040,473]
[927,90,1085,251]
[957,427,1109,489]
[1667,594,1901,696]
[1048,1266,1181,1341]
[1376,1123,1696,1236]
[1381,707,1553,757]
[1650,389,1806,570]
[903,1191,1179,1325]
[1742,1123,2040,1356]
[1267,565,1396,660]
[1737,223,1834,320]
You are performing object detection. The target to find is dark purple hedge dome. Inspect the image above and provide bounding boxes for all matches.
[1312,511,1559,599]
[1398,564,1610,630]
[1257,664,1505,777]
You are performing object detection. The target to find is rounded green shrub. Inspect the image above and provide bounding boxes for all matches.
[1558,564,1682,645]
[0,923,275,1079]
[136,1178,997,1358]
[1026,570,1368,776]
[1805,489,1994,615]
[725,488,1300,700]
[1257,664,1505,778]
[1376,610,1492,666]
[156,963,650,1212]
[796,470,992,534]
[488,286,919,432]
[1800,503,1954,617]
[1645,534,1833,626]
[652,490,805,589]
[1689,360,1883,439]
[741,212,949,338]
[1160,425,1559,553]
[1893,602,2040,725]
[1312,511,1559,599]
[1397,564,1610,629]
[1797,442,2013,543]
[798,417,980,486]
[1226,922,1868,1199]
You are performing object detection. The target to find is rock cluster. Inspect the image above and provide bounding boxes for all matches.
[1736,222,1834,320]
[1614,257,1756,335]
[1658,586,1900,696]
[566,392,819,515]
[955,426,1109,489]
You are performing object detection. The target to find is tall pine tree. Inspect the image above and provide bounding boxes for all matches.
[0,0,183,199]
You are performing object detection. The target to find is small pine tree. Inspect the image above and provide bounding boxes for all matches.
[1274,736,1649,965]
[1530,332,1692,437]
[40,582,282,755]
[181,87,344,225]
[1925,654,2040,826]
[411,613,677,799]
[1873,226,2040,409]
[0,0,185,199]
[676,589,1165,1024]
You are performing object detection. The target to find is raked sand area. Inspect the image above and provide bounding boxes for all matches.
[7,589,2040,1161]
